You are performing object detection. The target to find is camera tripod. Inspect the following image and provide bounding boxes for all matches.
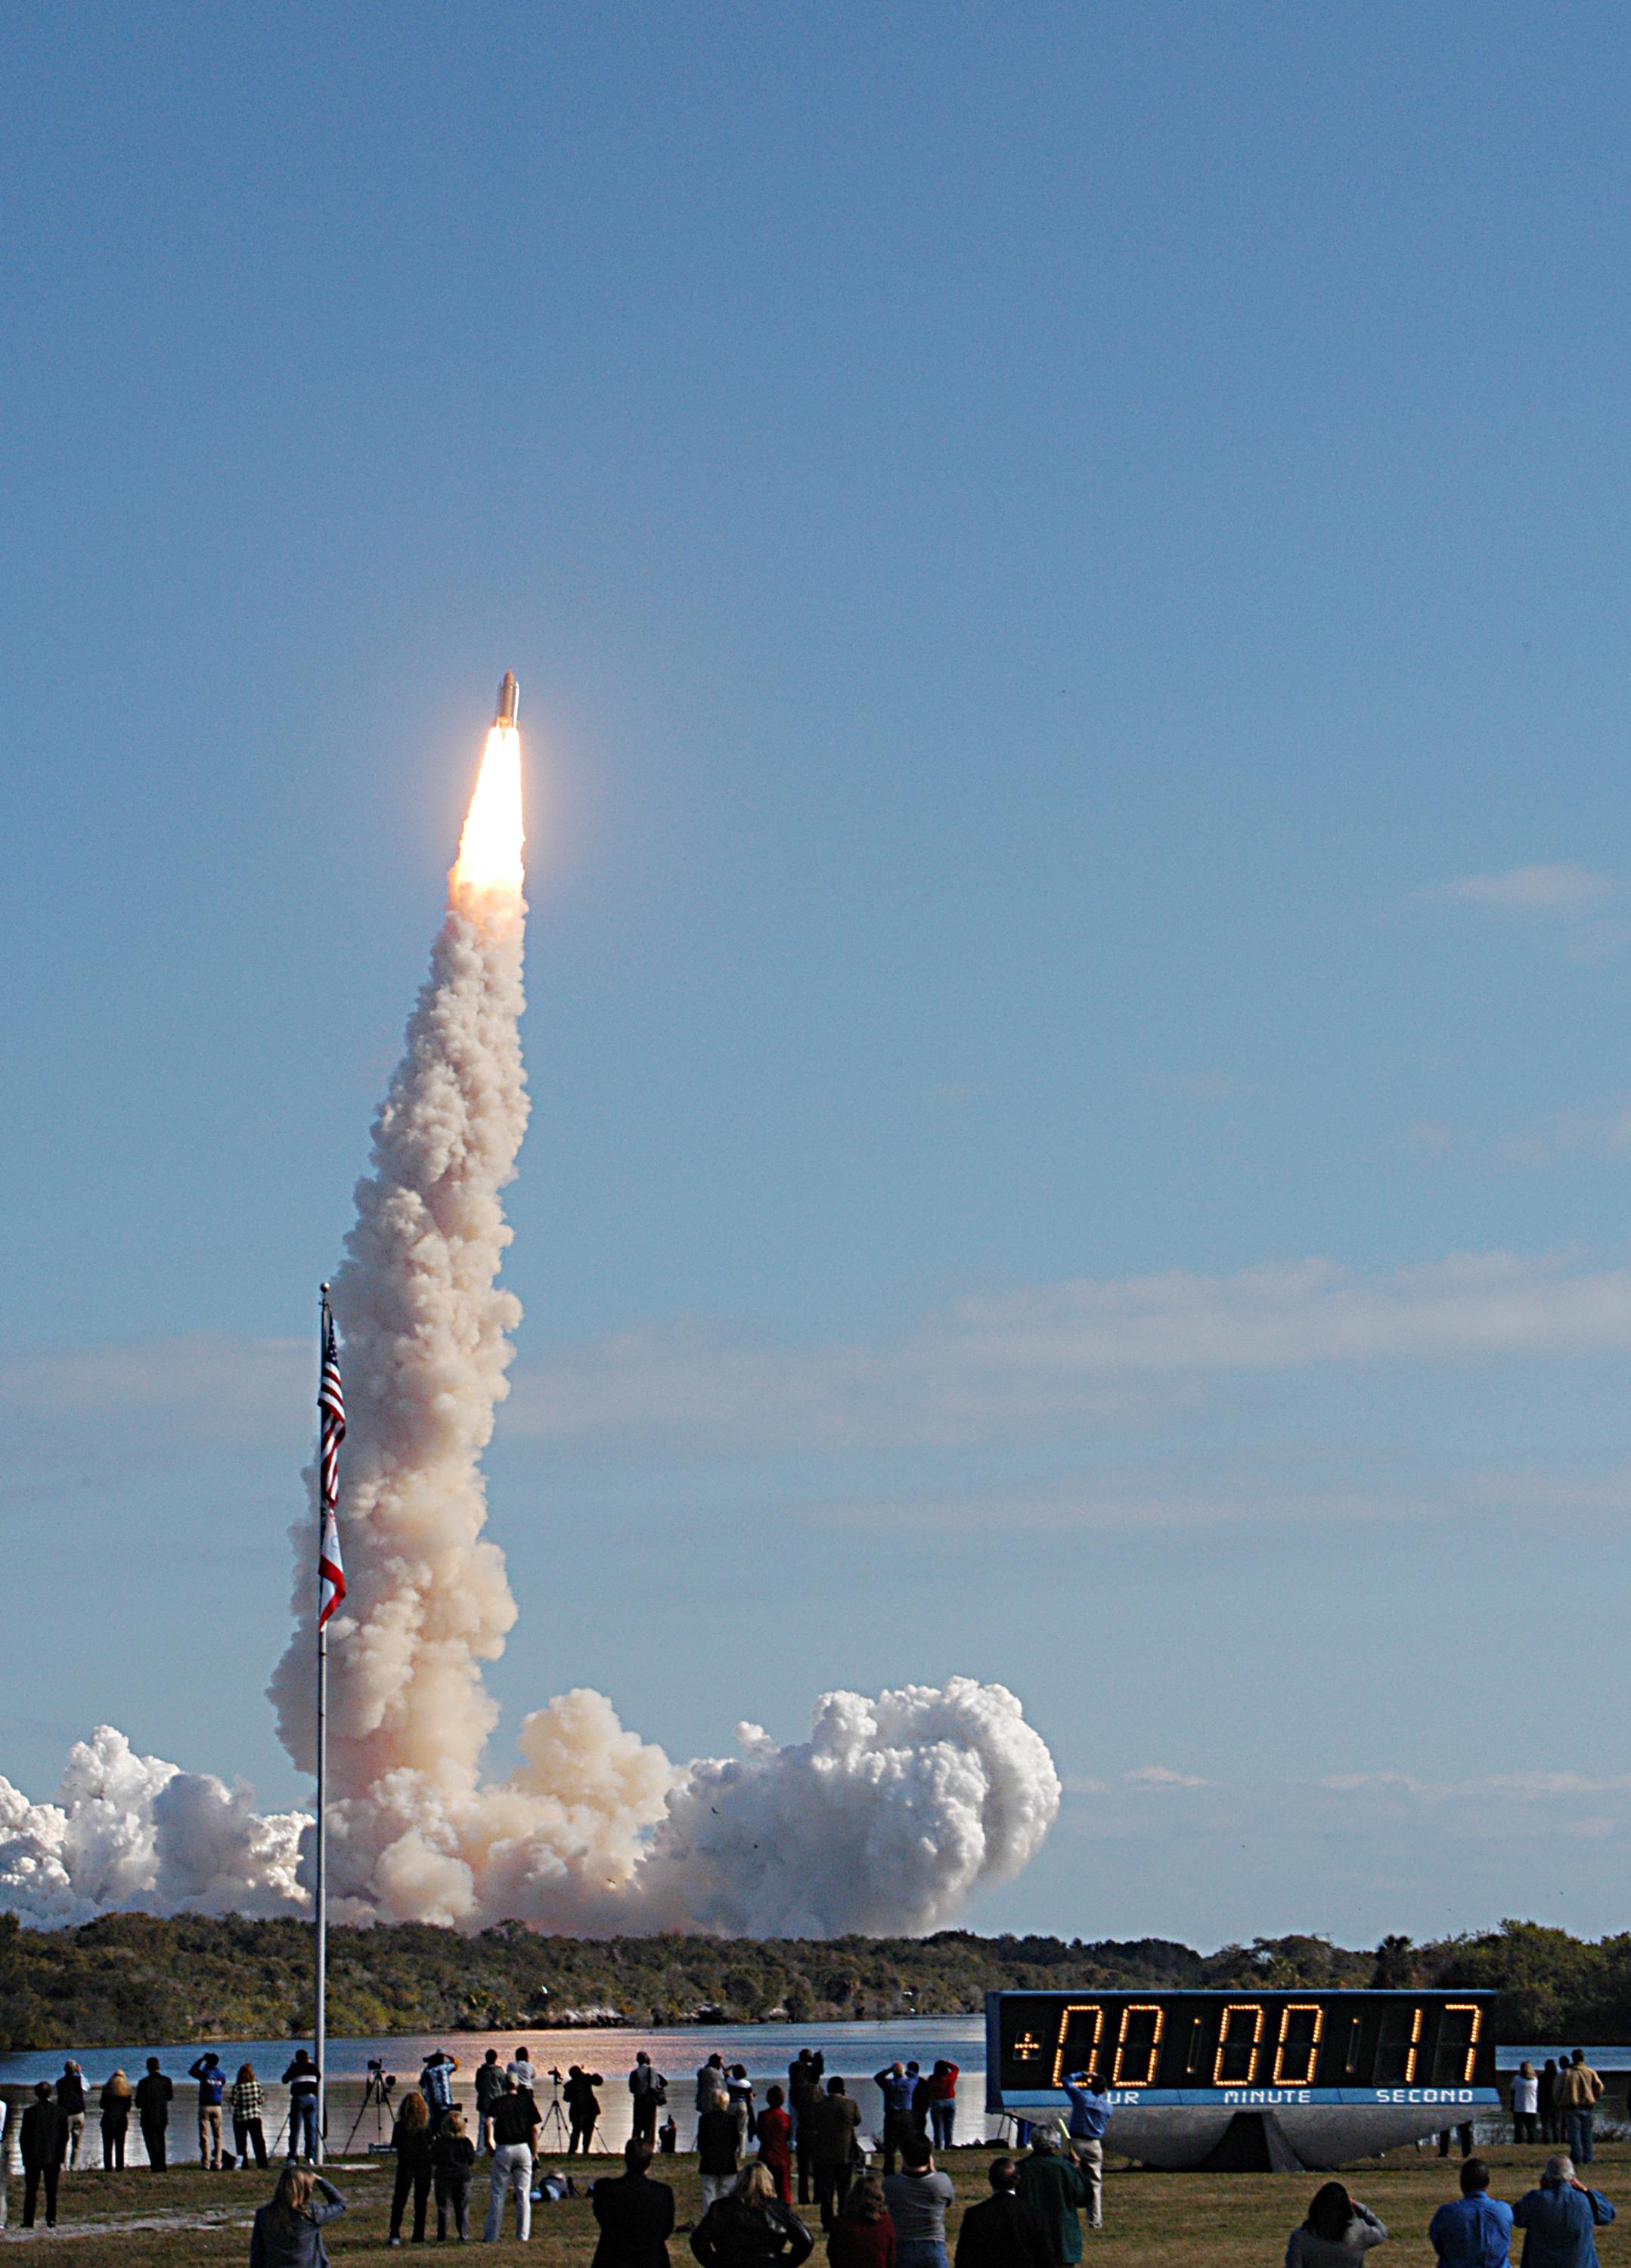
[345,2069,398,2152]
[538,2076,573,2152]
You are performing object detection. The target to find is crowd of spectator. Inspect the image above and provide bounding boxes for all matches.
[0,2031,1620,2258]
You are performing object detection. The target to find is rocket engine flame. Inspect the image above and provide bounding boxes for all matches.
[0,680,1060,1936]
[450,724,525,903]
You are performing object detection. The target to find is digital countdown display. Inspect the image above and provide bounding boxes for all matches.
[988,1989,1499,2107]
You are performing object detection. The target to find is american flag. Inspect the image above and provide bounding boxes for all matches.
[317,1295,347,1628]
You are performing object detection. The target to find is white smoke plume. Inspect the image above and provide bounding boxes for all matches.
[0,1727,308,1927]
[1,717,1060,1935]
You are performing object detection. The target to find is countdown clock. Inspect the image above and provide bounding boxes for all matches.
[986,1988,1499,2170]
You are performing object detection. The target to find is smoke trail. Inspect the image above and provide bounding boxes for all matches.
[266,720,534,1919]
[0,711,1061,1935]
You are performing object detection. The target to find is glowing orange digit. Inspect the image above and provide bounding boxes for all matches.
[1111,2005,1166,2088]
[1212,2003,1265,2087]
[1271,2004,1325,2086]
[1444,2004,1482,2084]
[1406,2005,1423,2083]
[1050,2005,1104,2088]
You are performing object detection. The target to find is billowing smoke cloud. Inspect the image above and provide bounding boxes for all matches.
[0,723,1059,1935]
[0,1727,307,1926]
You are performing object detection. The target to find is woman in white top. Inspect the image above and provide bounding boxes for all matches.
[1512,2061,1541,2145]
[1285,2183,1388,2268]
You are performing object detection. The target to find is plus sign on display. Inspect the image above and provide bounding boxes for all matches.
[986,1989,1499,2170]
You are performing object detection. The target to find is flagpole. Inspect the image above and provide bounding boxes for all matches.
[315,1281,330,2169]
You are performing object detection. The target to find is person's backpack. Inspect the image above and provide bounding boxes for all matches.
[423,2062,454,2114]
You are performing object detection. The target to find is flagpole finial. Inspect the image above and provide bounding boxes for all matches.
[321,1280,330,1297]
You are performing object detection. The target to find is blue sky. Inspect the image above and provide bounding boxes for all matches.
[6,2,1631,1944]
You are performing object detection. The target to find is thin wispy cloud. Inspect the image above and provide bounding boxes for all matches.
[507,1250,1631,1451]
[1431,863,1613,913]
[9,1250,1631,1464]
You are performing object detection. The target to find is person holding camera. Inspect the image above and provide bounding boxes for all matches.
[566,2065,605,2156]
[1062,2071,1112,2233]
[630,2053,668,2148]
[484,2077,542,2243]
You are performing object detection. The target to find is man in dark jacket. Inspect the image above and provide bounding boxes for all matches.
[21,2082,68,2228]
[1514,2157,1615,2268]
[592,2136,677,2268]
[697,2102,742,2213]
[956,2159,1053,2268]
[57,2061,88,2172]
[135,2058,174,2170]
[565,2065,604,2155]
[810,2080,862,2231]
[1014,2130,1092,2268]
[788,2052,824,2205]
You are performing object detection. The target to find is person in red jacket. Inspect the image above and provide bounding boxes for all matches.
[757,2085,794,2204]
[927,2065,960,2153]
[829,2177,897,2268]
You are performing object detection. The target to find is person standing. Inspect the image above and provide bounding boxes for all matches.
[387,2090,434,2247]
[232,2066,269,2171]
[432,2107,478,2242]
[283,2052,321,2164]
[1558,2055,1605,2167]
[630,2053,667,2149]
[882,2138,955,2268]
[191,2053,228,2169]
[1430,2159,1514,2268]
[757,2085,793,2204]
[591,2136,676,2268]
[811,2079,863,2232]
[831,2177,898,2268]
[135,2056,174,2170]
[689,2161,814,2268]
[788,2052,823,2207]
[1014,2130,1093,2268]
[58,2060,88,2172]
[474,2052,507,2155]
[1284,2182,1389,2268]
[20,2082,68,2229]
[565,2065,604,2155]
[727,2067,757,2146]
[1539,2064,1561,2149]
[954,2160,1052,2268]
[420,2053,459,2133]
[1062,2071,1112,2234]
[1513,2065,1541,2147]
[100,2070,134,2170]
[874,2065,916,2179]
[698,2098,743,2214]
[484,2075,541,2244]
[506,2048,537,2093]
[248,2164,347,2268]
[926,2065,959,2154]
[1513,2156,1614,2268]
[697,2056,730,2117]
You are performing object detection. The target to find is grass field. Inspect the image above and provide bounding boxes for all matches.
[2,2140,1621,2267]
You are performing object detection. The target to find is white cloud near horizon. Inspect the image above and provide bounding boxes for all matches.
[8,1249,1631,1463]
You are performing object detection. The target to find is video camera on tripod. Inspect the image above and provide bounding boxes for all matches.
[347,2059,399,2154]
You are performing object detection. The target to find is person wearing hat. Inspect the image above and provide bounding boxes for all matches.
[1013,2126,1092,2267]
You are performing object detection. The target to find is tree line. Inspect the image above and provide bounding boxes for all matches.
[0,1913,1624,2053]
